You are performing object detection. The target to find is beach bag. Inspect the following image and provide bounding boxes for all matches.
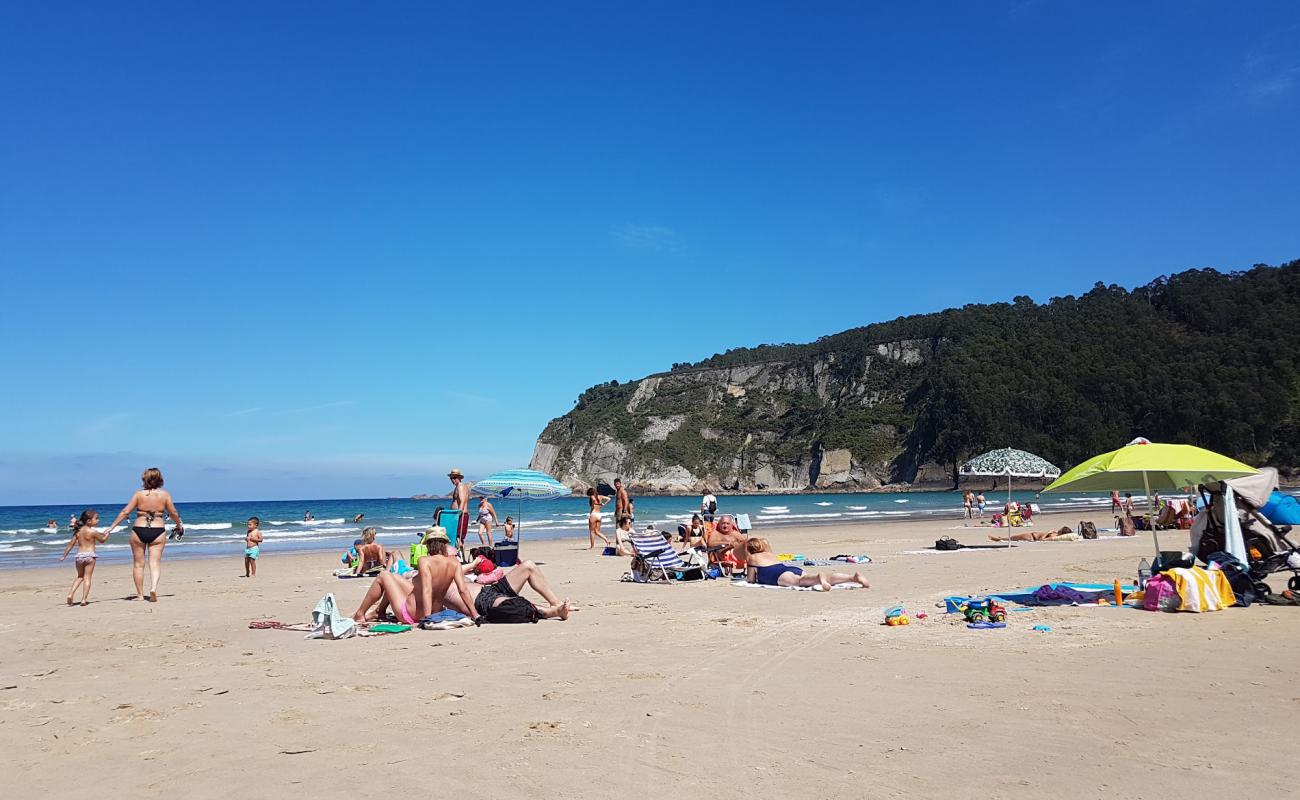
[409,542,428,567]
[1143,574,1180,612]
[1079,521,1098,540]
[935,537,963,551]
[410,526,448,567]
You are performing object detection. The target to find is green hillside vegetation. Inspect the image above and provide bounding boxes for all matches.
[545,260,1300,488]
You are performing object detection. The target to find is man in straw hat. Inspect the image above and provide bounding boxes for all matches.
[447,468,471,554]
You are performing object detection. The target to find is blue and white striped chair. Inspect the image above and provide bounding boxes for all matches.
[628,529,704,583]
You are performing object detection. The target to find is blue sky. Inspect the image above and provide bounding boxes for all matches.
[2,1,1298,504]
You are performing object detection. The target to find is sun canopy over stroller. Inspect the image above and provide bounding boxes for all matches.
[1192,467,1300,595]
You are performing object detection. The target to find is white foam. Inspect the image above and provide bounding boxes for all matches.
[846,505,868,510]
[893,499,909,503]
[0,544,35,552]
[171,522,232,531]
[814,502,833,506]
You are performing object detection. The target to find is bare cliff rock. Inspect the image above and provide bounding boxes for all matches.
[529,341,932,493]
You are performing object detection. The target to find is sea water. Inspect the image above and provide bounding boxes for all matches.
[0,490,1128,569]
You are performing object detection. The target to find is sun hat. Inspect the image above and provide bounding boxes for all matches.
[447,468,465,479]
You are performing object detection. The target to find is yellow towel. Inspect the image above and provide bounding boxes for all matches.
[1166,567,1235,612]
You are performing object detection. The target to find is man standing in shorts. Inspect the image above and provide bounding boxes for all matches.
[448,468,471,553]
[614,478,630,523]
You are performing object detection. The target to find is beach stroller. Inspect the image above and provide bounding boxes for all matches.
[1192,467,1300,595]
[627,529,704,583]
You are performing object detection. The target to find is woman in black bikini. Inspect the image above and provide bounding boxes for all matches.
[103,467,184,602]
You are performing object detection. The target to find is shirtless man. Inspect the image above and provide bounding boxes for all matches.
[351,549,478,624]
[447,468,471,554]
[614,478,630,522]
[706,514,749,572]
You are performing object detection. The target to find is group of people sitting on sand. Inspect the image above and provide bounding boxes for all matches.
[619,512,869,590]
[350,533,571,625]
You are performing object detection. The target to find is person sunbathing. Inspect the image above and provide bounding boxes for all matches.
[988,526,1079,542]
[678,514,709,547]
[435,557,571,622]
[743,538,869,589]
[706,514,748,572]
[352,528,392,576]
[351,549,477,624]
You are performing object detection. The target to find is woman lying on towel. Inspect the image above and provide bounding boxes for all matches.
[988,526,1080,542]
[743,538,870,590]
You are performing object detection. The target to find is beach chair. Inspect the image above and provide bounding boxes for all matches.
[628,530,704,583]
[434,508,463,553]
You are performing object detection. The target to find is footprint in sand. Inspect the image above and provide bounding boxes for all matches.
[528,720,564,733]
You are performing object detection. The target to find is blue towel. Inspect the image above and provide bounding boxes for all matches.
[421,609,466,623]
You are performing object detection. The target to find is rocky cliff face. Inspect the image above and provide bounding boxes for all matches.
[529,340,932,493]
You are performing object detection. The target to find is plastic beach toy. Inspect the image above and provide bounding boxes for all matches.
[884,605,910,626]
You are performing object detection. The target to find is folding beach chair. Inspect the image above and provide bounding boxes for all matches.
[434,508,463,555]
[628,530,704,583]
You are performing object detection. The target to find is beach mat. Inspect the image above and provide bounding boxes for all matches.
[733,580,863,590]
[990,582,1136,605]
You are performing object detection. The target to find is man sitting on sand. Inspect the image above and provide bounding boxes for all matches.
[351,547,478,624]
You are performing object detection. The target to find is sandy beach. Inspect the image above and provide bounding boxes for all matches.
[5,510,1299,799]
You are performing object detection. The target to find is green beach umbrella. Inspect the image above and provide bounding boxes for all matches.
[1042,440,1257,553]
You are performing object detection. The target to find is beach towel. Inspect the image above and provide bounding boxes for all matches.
[306,593,357,640]
[1017,585,1106,606]
[1165,567,1235,612]
[829,555,873,564]
[249,620,315,631]
[418,609,474,630]
[730,579,860,591]
[365,623,411,634]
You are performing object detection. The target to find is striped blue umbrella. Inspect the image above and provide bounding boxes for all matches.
[470,469,572,546]
[471,468,572,500]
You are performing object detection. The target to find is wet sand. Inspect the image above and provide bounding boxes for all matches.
[4,510,1298,798]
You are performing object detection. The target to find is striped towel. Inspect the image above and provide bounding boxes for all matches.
[1166,567,1236,612]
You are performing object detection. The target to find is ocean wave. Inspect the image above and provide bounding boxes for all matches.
[846,506,867,510]
[0,544,35,552]
[893,499,909,503]
[756,512,843,520]
[171,522,232,531]
[813,502,833,507]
